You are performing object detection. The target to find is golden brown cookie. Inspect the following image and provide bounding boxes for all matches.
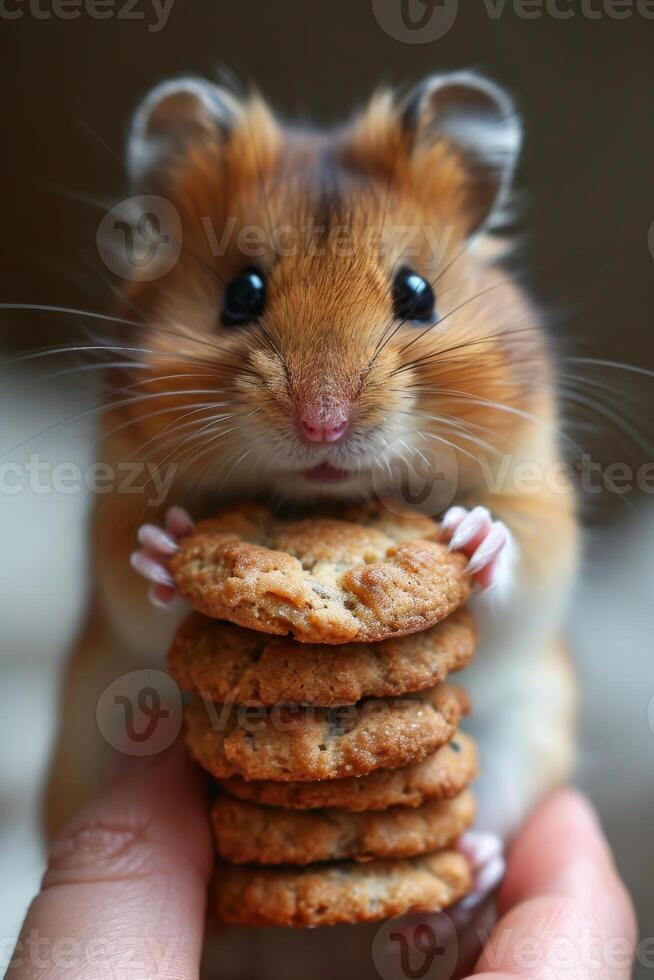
[212,788,475,865]
[169,608,476,706]
[211,850,472,926]
[169,503,470,643]
[220,732,477,811]
[184,683,469,782]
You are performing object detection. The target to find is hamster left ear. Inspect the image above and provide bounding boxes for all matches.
[126,77,240,187]
[401,71,522,233]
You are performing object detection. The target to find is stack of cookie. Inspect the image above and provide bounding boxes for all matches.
[167,503,478,927]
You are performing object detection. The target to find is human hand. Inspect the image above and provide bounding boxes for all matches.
[380,789,637,980]
[7,742,213,978]
[8,748,636,980]
[468,789,637,979]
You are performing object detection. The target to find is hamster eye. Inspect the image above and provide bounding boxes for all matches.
[392,267,436,324]
[221,268,266,326]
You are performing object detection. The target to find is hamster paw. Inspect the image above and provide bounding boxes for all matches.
[456,831,506,912]
[442,505,515,593]
[129,506,194,609]
[380,832,504,975]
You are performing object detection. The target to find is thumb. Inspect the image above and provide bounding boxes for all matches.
[7,740,213,979]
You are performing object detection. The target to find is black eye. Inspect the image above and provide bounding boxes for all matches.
[221,268,266,326]
[392,267,436,324]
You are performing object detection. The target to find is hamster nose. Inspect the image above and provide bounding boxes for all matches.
[296,409,350,443]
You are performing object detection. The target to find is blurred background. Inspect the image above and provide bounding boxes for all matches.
[1,0,653,973]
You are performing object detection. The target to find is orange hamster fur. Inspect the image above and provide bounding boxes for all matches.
[43,72,578,847]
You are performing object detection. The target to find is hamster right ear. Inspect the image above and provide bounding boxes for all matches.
[399,72,522,231]
[127,77,240,187]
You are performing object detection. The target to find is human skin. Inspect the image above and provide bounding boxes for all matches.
[9,744,636,979]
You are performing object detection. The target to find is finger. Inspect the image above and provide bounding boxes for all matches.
[472,790,637,979]
[7,741,213,979]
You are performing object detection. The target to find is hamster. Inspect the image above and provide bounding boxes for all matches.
[44,72,578,873]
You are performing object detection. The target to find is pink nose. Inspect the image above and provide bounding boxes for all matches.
[296,414,349,443]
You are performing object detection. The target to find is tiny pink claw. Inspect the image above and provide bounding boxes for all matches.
[149,583,178,609]
[467,522,508,575]
[458,831,503,869]
[441,505,468,532]
[449,506,492,552]
[459,854,506,910]
[165,506,194,538]
[137,524,180,555]
[129,550,174,587]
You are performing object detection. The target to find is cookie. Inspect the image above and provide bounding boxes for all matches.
[184,683,469,782]
[212,788,475,865]
[211,850,472,926]
[169,608,475,706]
[169,503,470,643]
[219,732,477,811]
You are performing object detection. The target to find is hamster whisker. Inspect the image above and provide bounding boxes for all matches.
[557,387,653,457]
[2,302,259,368]
[393,325,541,376]
[407,412,503,458]
[136,413,242,462]
[171,416,258,485]
[411,429,483,467]
[113,403,236,460]
[563,356,654,382]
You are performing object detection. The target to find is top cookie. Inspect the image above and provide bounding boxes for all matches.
[169,503,470,643]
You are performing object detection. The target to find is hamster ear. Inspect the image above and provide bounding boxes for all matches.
[400,72,522,233]
[127,77,239,186]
